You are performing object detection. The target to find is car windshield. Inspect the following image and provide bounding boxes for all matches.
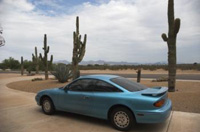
[110,77,147,92]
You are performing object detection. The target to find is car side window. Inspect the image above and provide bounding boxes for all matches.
[93,80,122,92]
[68,79,96,92]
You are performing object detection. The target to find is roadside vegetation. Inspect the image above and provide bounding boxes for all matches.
[0,57,52,72]
[0,57,199,71]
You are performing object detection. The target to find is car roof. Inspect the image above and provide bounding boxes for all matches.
[79,74,119,81]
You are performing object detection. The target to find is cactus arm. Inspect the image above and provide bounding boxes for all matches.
[77,34,87,62]
[161,33,168,42]
[73,32,76,42]
[44,34,47,48]
[39,53,44,63]
[21,56,23,75]
[35,47,38,57]
[77,35,81,49]
[78,48,85,62]
[78,35,81,43]
[21,56,23,65]
[174,18,180,34]
[47,46,49,53]
[76,16,79,34]
[32,54,35,61]
[83,34,87,45]
[39,53,42,59]
[50,55,53,64]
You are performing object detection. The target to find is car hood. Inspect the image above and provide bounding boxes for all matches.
[37,87,60,95]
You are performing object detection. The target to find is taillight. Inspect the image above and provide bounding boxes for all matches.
[154,99,165,107]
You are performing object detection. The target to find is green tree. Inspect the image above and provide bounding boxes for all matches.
[1,57,20,69]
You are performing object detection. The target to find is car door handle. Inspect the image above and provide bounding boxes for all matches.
[83,96,89,99]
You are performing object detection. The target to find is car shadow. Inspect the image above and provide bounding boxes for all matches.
[34,107,112,128]
[34,107,170,132]
[56,111,111,128]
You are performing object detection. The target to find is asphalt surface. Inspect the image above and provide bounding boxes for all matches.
[1,71,200,80]
[0,76,200,132]
[81,73,200,80]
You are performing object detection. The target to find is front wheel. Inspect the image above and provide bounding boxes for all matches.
[110,107,135,131]
[42,97,55,115]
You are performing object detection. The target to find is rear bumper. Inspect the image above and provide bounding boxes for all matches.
[135,99,172,123]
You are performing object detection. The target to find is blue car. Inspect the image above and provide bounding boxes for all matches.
[35,75,172,131]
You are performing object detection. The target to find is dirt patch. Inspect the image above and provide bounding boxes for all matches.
[139,80,200,113]
[7,79,69,93]
[7,79,200,114]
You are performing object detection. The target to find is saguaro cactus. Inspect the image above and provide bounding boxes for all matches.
[72,16,87,80]
[161,0,181,92]
[39,34,53,80]
[32,47,40,74]
[21,56,24,76]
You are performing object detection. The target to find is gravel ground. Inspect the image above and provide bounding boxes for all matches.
[7,79,200,114]
[140,80,200,113]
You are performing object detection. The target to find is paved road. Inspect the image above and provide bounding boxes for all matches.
[0,76,200,132]
[1,71,200,80]
[81,73,200,80]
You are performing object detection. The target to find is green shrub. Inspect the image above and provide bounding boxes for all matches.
[32,78,43,81]
[52,64,72,83]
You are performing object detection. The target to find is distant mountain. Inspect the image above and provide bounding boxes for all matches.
[143,61,167,65]
[54,60,70,64]
[80,60,106,65]
[54,60,167,65]
[55,60,139,65]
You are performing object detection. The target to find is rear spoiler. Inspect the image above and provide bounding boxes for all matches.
[141,87,168,96]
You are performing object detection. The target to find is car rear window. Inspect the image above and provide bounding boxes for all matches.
[110,77,147,92]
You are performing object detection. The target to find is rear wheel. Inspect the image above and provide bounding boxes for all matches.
[110,107,135,131]
[41,97,55,115]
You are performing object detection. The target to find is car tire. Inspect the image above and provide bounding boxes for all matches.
[110,107,135,131]
[41,97,55,115]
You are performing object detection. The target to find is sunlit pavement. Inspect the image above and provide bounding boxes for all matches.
[0,76,200,132]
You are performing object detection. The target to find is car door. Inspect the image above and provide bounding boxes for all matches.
[58,80,84,113]
[91,80,123,118]
[58,79,95,115]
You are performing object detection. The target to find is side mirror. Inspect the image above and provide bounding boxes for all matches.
[64,85,69,92]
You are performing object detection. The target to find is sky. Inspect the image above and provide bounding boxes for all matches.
[0,0,199,63]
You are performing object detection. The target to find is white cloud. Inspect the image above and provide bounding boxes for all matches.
[0,0,199,63]
[0,0,34,13]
